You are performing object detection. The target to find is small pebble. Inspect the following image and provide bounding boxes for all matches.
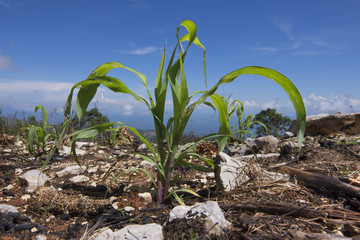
[21,194,31,201]
[124,206,135,212]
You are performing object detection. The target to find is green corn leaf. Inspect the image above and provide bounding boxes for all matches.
[124,125,159,162]
[166,188,200,200]
[209,66,306,149]
[154,44,167,102]
[172,192,186,206]
[177,159,213,172]
[210,93,231,151]
[76,84,99,121]
[187,152,214,167]
[101,154,129,182]
[136,153,165,177]
[28,125,37,155]
[67,122,115,139]
[34,105,48,129]
[70,62,152,121]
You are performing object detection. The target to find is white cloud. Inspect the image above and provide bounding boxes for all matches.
[92,88,151,116]
[0,53,14,70]
[250,18,337,56]
[0,0,11,8]
[117,46,161,55]
[0,80,73,92]
[0,79,155,120]
[244,100,259,108]
[0,80,75,112]
[304,92,360,114]
[250,46,279,52]
[0,0,29,10]
[122,103,134,115]
[260,98,279,110]
[273,18,296,41]
[293,51,320,56]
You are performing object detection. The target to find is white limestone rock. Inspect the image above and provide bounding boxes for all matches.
[56,165,86,177]
[169,201,231,236]
[0,204,19,213]
[69,175,89,183]
[215,152,286,192]
[19,169,50,193]
[61,146,86,156]
[93,223,163,240]
[138,192,152,204]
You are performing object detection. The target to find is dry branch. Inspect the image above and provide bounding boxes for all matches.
[279,166,360,198]
[221,200,360,221]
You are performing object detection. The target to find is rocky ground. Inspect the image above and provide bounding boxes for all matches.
[0,129,360,239]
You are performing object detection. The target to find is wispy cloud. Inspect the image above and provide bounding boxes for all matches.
[0,80,152,117]
[0,52,14,70]
[244,100,259,108]
[0,80,74,111]
[0,0,11,9]
[273,18,297,41]
[241,99,280,110]
[116,46,161,55]
[292,51,320,56]
[249,44,279,52]
[304,92,360,114]
[0,80,73,92]
[0,0,31,10]
[250,18,337,56]
[128,0,148,9]
[85,87,150,116]
[260,98,280,110]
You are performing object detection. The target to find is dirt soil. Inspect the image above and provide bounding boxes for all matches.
[1,134,360,239]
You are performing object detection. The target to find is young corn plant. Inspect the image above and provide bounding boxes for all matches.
[210,94,268,145]
[65,20,306,204]
[21,105,58,157]
[231,95,268,140]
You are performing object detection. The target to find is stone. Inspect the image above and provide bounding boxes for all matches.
[289,113,360,136]
[56,165,86,177]
[98,150,105,154]
[215,152,286,192]
[75,142,94,148]
[14,140,24,147]
[253,135,279,153]
[2,148,12,153]
[124,206,135,212]
[69,175,89,183]
[233,136,279,156]
[94,223,163,240]
[93,228,114,240]
[169,201,231,236]
[137,143,148,150]
[284,131,295,139]
[19,170,50,193]
[60,146,86,156]
[279,140,299,149]
[0,204,19,213]
[112,202,120,210]
[138,192,152,204]
[35,234,47,240]
[21,194,31,201]
[140,160,156,168]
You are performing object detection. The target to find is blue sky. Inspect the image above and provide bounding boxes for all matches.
[1,0,360,133]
